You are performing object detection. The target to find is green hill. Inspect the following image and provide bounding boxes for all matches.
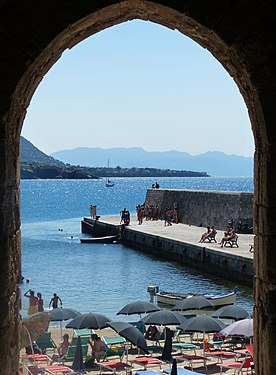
[20,136,64,166]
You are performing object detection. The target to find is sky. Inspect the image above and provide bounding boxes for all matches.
[22,20,254,157]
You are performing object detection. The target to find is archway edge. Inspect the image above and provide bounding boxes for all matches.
[2,0,268,141]
[1,1,276,375]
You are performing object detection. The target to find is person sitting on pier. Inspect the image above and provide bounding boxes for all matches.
[199,226,211,242]
[219,227,237,247]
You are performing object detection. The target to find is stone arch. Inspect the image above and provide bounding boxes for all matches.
[0,1,275,374]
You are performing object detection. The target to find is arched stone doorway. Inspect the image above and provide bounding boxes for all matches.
[0,2,275,374]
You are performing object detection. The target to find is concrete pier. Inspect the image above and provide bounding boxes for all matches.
[82,215,254,287]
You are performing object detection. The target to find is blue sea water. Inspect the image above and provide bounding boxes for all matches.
[21,177,253,320]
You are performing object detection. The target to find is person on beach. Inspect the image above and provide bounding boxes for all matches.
[37,292,44,312]
[145,325,160,341]
[24,289,38,315]
[89,334,107,362]
[51,333,72,362]
[49,293,62,309]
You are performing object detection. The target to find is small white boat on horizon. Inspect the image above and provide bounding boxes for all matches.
[154,290,237,307]
[106,158,115,187]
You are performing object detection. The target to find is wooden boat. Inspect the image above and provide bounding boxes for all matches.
[155,290,237,307]
[80,235,118,244]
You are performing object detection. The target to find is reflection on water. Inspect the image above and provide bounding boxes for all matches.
[21,178,253,320]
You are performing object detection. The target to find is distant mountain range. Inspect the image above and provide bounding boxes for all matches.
[51,147,253,177]
[19,137,208,178]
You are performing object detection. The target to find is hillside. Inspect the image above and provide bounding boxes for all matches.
[20,137,64,167]
[20,137,209,179]
[51,147,254,177]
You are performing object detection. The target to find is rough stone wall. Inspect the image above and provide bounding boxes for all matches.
[145,189,253,231]
[0,1,275,374]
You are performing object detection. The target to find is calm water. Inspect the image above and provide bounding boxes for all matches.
[21,177,253,320]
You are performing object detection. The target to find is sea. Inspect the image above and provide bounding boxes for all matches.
[20,177,254,321]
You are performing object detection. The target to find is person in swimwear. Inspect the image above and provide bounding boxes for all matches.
[49,293,62,309]
[24,289,38,315]
[37,292,44,312]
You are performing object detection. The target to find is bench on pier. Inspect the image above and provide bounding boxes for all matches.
[224,235,239,248]
[203,233,217,243]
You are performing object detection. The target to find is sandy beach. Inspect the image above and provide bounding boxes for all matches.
[20,324,252,375]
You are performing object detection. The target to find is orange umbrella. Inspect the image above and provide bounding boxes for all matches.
[21,312,52,349]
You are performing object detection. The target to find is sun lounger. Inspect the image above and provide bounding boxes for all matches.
[35,333,57,353]
[172,343,198,355]
[102,335,126,346]
[217,355,253,374]
[99,360,131,374]
[18,365,45,374]
[27,354,51,365]
[147,345,164,354]
[62,344,88,362]
[163,366,203,375]
[71,336,90,345]
[129,356,163,370]
[173,354,208,370]
[73,328,94,338]
[204,350,236,363]
[40,364,73,374]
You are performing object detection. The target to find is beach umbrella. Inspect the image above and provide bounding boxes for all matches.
[107,321,149,358]
[117,300,161,317]
[161,327,174,362]
[48,308,80,321]
[211,305,250,321]
[66,312,111,330]
[21,312,52,349]
[172,296,213,311]
[48,307,81,341]
[71,335,86,372]
[141,310,187,326]
[178,314,226,334]
[219,318,253,338]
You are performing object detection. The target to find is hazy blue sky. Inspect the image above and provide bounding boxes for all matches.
[22,20,254,157]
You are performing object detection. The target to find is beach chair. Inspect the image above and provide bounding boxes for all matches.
[217,355,253,374]
[40,364,74,373]
[73,328,94,340]
[104,347,126,361]
[204,232,217,243]
[224,235,239,248]
[99,360,131,374]
[130,321,146,334]
[71,336,90,345]
[35,332,57,353]
[173,354,209,371]
[62,344,88,363]
[172,342,198,355]
[101,335,126,360]
[129,356,163,370]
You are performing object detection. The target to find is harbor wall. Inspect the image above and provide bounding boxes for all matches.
[82,217,253,287]
[144,189,253,231]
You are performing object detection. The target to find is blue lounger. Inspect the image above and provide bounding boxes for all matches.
[135,371,161,375]
[163,367,202,375]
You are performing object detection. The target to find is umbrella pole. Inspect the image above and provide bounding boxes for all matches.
[60,321,63,342]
